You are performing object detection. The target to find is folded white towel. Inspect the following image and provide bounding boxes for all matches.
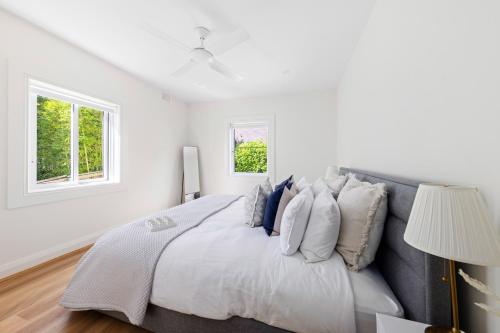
[145,216,176,232]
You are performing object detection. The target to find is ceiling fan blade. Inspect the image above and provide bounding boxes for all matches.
[208,28,250,56]
[171,60,198,78]
[141,23,191,53]
[208,59,243,81]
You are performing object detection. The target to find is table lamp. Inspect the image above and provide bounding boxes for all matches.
[404,184,500,333]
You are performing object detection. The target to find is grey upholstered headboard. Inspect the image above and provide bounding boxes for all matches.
[339,168,451,326]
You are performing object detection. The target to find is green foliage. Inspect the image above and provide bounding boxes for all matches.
[36,96,71,181]
[36,97,103,182]
[234,140,267,173]
[78,107,103,176]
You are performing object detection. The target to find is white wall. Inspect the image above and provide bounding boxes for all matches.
[0,9,188,277]
[187,91,337,195]
[336,0,500,331]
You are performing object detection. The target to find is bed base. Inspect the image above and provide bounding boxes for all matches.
[100,305,290,333]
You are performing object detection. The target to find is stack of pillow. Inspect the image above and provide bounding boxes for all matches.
[244,173,388,271]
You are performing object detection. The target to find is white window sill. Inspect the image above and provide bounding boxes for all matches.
[231,172,269,178]
[27,179,118,194]
[8,181,126,209]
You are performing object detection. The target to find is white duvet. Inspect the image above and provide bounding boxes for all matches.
[151,197,356,333]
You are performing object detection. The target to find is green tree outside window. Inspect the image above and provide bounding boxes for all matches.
[234,140,267,173]
[36,96,104,183]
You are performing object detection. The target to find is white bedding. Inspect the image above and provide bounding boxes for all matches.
[348,266,404,332]
[151,197,401,333]
[349,266,403,317]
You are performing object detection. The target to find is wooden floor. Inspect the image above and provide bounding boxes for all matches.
[0,247,149,333]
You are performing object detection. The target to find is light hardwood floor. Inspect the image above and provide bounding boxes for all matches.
[0,246,149,333]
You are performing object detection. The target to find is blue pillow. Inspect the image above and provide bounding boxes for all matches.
[263,176,293,236]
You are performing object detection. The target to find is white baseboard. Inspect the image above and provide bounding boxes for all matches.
[0,226,115,279]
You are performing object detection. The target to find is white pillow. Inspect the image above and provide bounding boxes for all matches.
[244,178,273,227]
[313,176,348,198]
[296,177,311,191]
[280,186,314,255]
[325,175,348,198]
[312,178,330,196]
[300,190,341,262]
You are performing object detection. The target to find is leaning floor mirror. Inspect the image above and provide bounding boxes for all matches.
[182,146,200,203]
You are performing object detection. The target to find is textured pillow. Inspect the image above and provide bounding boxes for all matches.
[325,175,348,199]
[262,176,293,235]
[336,177,387,271]
[312,176,348,198]
[262,177,274,195]
[244,178,274,227]
[272,184,299,236]
[296,177,311,191]
[299,190,341,262]
[280,187,314,255]
[244,185,266,227]
[312,178,330,196]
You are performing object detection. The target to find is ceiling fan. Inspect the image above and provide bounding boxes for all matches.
[145,24,247,81]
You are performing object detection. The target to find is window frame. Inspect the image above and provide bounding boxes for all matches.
[27,79,120,194]
[227,115,275,180]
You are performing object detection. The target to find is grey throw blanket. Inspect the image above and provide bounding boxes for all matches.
[60,195,240,325]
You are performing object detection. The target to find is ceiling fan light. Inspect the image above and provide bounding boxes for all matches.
[190,48,213,63]
[170,26,242,81]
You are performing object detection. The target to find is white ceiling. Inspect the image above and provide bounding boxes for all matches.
[0,0,374,103]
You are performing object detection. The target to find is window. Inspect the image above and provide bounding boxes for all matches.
[28,79,120,192]
[229,121,271,176]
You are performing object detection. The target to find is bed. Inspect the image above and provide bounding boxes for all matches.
[70,168,452,332]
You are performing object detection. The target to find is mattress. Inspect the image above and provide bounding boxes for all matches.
[150,197,402,333]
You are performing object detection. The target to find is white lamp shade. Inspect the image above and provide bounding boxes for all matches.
[325,165,339,179]
[404,184,500,266]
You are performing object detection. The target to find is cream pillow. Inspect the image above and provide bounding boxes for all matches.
[336,177,387,271]
[272,184,299,236]
[359,195,387,269]
[280,187,314,255]
[300,190,341,262]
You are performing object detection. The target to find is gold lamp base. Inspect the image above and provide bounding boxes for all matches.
[425,326,460,333]
[425,260,461,333]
